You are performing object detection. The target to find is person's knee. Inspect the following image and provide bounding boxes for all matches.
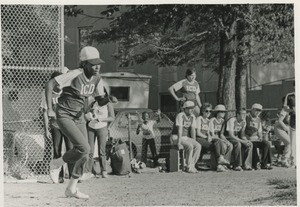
[195,143,202,151]
[228,142,233,151]
[185,143,193,151]
[78,144,90,156]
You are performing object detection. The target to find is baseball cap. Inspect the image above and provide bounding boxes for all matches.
[214,104,226,112]
[80,46,105,64]
[182,101,195,109]
[251,103,263,110]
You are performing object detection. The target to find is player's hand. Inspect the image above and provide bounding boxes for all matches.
[108,95,118,103]
[178,97,186,102]
[207,136,212,143]
[156,109,161,115]
[45,129,51,140]
[47,108,56,119]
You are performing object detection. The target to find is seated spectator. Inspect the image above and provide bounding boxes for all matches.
[221,108,253,171]
[170,101,201,173]
[245,104,272,170]
[209,104,233,172]
[196,103,229,172]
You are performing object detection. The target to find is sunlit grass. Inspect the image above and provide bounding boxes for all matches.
[267,178,297,205]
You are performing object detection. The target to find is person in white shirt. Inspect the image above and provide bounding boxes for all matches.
[85,94,115,178]
[136,110,161,167]
[170,101,202,173]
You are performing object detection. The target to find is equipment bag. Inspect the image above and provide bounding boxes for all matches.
[110,141,132,175]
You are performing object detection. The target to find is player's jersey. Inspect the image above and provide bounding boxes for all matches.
[196,116,210,136]
[245,113,262,138]
[172,79,200,102]
[55,69,105,117]
[140,120,157,140]
[172,112,196,137]
[223,117,246,137]
[209,117,224,137]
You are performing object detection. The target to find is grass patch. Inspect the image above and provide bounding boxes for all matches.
[267,178,297,205]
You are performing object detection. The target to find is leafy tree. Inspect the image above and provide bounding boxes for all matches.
[65,4,294,112]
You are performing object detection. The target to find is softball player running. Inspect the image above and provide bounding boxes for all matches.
[45,46,117,199]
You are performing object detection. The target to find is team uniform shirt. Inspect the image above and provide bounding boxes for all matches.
[196,116,210,136]
[172,112,196,137]
[225,117,246,137]
[245,113,262,141]
[41,90,61,129]
[275,107,290,130]
[209,117,224,137]
[284,92,295,129]
[172,79,200,103]
[88,102,109,130]
[140,120,157,140]
[54,69,105,118]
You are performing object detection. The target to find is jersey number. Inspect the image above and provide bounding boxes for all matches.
[80,84,95,95]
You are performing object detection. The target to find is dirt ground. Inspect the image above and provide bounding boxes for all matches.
[3,166,296,207]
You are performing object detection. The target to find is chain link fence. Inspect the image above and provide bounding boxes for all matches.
[2,5,64,180]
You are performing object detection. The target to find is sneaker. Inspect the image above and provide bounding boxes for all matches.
[185,167,197,173]
[80,173,94,181]
[281,161,290,168]
[244,167,254,171]
[65,188,89,199]
[59,177,64,183]
[102,171,108,178]
[217,165,227,172]
[233,166,243,171]
[49,159,62,184]
[218,156,230,165]
[261,165,273,170]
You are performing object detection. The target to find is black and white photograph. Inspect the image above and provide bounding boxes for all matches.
[1,1,297,206]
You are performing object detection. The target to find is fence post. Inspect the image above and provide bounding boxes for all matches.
[127,113,133,160]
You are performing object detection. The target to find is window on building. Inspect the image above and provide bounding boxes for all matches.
[110,86,130,102]
[78,27,93,49]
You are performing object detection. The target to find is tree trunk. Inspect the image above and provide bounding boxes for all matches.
[236,57,247,109]
[218,15,238,118]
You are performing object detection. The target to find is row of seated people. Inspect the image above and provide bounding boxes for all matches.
[170,101,273,173]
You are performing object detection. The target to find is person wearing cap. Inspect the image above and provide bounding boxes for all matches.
[45,46,117,199]
[195,103,229,172]
[209,104,233,172]
[170,100,201,173]
[245,104,272,170]
[221,108,253,171]
[168,68,202,116]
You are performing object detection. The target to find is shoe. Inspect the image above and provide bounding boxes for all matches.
[223,165,229,171]
[185,167,197,173]
[218,156,230,165]
[244,167,254,171]
[233,166,243,171]
[80,173,94,181]
[59,177,64,183]
[217,165,227,172]
[65,188,89,199]
[261,165,273,170]
[49,159,62,184]
[102,171,108,178]
[281,161,290,168]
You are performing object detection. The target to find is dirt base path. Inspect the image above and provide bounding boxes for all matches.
[4,166,296,206]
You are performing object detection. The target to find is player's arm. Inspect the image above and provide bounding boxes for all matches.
[45,78,58,118]
[168,81,185,102]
